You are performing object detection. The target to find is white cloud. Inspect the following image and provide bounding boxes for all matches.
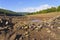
[0,7,6,9]
[0,4,56,12]
[16,4,55,12]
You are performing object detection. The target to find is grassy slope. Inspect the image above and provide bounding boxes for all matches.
[27,12,60,21]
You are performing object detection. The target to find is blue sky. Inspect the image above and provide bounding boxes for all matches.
[0,0,60,12]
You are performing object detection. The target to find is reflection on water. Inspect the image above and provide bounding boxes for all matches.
[30,19,41,22]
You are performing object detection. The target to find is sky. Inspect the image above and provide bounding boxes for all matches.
[0,0,60,12]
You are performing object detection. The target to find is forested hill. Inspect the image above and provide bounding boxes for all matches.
[0,9,29,16]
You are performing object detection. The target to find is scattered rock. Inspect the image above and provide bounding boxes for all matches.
[0,16,60,40]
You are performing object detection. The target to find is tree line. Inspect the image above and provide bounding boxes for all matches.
[27,6,60,15]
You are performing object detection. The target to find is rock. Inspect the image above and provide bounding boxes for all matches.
[48,16,60,29]
[46,28,51,33]
[50,32,56,38]
[32,38,37,40]
[5,21,8,25]
[57,27,60,29]
[14,34,22,40]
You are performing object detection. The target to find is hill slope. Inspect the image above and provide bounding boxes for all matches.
[0,9,28,16]
[27,12,60,21]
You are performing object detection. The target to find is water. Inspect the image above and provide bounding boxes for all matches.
[30,19,41,22]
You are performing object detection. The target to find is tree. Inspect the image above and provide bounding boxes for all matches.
[57,6,60,12]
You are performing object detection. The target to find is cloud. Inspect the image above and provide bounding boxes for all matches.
[0,4,55,12]
[16,4,55,12]
[0,7,5,9]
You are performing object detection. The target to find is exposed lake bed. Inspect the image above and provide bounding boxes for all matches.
[0,15,60,40]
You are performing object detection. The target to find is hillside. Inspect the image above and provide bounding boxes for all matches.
[27,12,60,21]
[0,9,29,16]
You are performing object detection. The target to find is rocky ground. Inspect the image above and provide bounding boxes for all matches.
[0,15,60,40]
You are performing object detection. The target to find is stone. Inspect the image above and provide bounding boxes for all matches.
[57,27,60,29]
